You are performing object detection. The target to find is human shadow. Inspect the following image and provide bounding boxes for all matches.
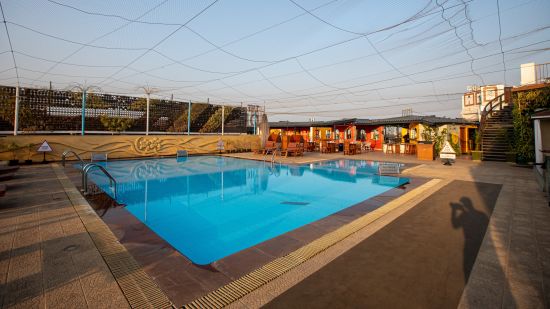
[450,197,489,282]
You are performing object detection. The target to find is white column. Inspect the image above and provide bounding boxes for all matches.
[13,85,19,136]
[534,119,543,174]
[146,93,150,135]
[221,105,225,136]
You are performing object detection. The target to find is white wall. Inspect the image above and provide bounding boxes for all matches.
[521,63,537,85]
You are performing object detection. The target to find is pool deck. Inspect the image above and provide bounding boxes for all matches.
[0,151,549,308]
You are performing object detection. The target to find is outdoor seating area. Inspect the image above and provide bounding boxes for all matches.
[253,134,422,159]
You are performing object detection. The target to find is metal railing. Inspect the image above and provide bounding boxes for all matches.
[61,150,84,167]
[81,163,117,199]
[534,62,550,84]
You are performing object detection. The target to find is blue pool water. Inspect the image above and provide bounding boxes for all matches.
[86,156,409,265]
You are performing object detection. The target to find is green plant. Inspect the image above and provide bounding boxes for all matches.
[7,142,19,160]
[199,106,234,133]
[512,86,550,162]
[473,130,481,151]
[100,115,134,132]
[421,126,434,142]
[26,143,34,160]
[421,125,448,154]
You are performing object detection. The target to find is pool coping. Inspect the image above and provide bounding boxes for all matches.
[51,163,174,309]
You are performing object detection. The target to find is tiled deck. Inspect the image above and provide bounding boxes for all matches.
[0,165,130,309]
[1,151,549,308]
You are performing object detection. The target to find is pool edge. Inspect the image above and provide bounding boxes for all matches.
[184,177,445,309]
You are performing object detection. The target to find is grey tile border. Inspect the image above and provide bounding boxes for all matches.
[51,164,174,309]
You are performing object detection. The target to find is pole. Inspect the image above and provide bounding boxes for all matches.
[81,89,86,136]
[253,111,257,135]
[14,85,19,136]
[187,100,191,136]
[221,105,224,136]
[146,93,150,135]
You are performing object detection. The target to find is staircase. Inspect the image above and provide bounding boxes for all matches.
[480,90,513,161]
[481,106,513,161]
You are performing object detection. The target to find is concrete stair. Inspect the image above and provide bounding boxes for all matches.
[481,106,513,161]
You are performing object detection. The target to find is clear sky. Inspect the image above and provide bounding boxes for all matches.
[0,0,549,121]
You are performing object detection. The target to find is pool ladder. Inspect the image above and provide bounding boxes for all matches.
[263,147,281,165]
[81,163,117,199]
[61,150,85,167]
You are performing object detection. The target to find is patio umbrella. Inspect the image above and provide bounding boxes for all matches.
[259,113,269,148]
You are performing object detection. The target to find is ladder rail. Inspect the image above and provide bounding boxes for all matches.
[82,163,117,199]
[61,150,84,167]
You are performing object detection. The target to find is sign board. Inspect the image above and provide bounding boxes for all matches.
[440,141,456,160]
[217,139,225,151]
[37,140,52,152]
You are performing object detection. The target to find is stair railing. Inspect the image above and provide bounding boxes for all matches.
[479,92,512,135]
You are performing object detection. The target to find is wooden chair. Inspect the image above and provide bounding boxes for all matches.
[320,140,328,153]
[284,142,304,157]
[261,141,276,155]
[344,141,351,155]
[354,143,361,154]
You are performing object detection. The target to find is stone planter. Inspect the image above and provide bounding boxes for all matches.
[471,150,482,161]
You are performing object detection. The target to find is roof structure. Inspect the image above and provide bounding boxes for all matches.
[270,115,476,128]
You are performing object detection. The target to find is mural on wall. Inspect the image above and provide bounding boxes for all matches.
[0,135,260,161]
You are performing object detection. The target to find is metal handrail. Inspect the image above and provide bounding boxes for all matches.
[61,150,84,167]
[81,163,117,199]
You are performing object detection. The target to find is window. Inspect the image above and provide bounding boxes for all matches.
[359,129,366,141]
[484,86,498,102]
[464,93,476,106]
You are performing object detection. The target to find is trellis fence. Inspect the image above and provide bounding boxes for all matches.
[0,86,247,135]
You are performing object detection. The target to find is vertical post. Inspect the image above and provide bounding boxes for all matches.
[81,89,87,136]
[13,85,19,136]
[253,111,257,135]
[145,93,150,135]
[187,100,191,136]
[221,105,224,136]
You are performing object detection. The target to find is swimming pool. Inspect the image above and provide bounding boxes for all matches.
[87,156,409,265]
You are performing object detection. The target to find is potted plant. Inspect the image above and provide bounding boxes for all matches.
[471,130,482,161]
[417,126,435,160]
[7,142,19,166]
[25,143,34,165]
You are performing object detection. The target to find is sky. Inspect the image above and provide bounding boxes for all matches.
[0,0,549,121]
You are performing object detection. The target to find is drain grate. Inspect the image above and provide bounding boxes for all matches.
[281,201,310,206]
